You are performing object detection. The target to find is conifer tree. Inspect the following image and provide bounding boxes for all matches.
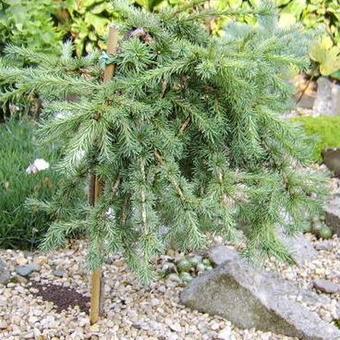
[0,0,327,293]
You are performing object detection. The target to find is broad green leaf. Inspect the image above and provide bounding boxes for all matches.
[305,4,318,12]
[135,0,149,9]
[275,0,291,6]
[135,0,165,11]
[228,0,243,10]
[91,2,113,14]
[319,47,340,75]
[302,14,318,27]
[320,35,334,50]
[309,40,328,63]
[149,0,166,10]
[281,0,306,18]
[84,12,109,37]
[330,70,340,81]
[83,0,102,9]
[279,13,296,27]
[249,0,261,6]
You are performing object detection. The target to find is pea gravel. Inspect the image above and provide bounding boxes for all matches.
[0,232,339,340]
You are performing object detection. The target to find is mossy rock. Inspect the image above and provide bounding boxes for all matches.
[318,226,333,239]
[292,116,340,162]
[177,259,192,272]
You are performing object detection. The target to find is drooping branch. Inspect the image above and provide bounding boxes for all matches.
[154,150,186,202]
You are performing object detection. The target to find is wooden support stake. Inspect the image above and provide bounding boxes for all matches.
[89,24,119,326]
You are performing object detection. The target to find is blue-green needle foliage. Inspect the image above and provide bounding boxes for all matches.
[0,0,327,283]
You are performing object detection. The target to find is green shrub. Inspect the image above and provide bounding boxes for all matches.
[293,116,340,162]
[0,119,60,249]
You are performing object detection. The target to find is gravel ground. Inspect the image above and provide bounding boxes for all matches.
[264,234,339,322]
[0,233,339,340]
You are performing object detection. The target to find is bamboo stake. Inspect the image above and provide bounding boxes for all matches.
[89,24,119,325]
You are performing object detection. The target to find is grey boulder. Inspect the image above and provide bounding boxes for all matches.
[278,230,317,265]
[209,245,239,265]
[16,263,40,277]
[181,248,340,340]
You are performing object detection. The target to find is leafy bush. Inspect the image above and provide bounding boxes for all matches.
[0,119,61,249]
[0,0,118,57]
[280,0,340,80]
[309,35,340,80]
[0,0,63,119]
[61,0,118,56]
[293,116,340,162]
[0,0,62,53]
[214,0,340,80]
[0,0,164,57]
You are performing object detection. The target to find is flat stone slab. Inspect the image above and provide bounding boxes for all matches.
[181,248,340,340]
[325,196,340,236]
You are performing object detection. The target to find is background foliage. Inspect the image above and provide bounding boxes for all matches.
[0,0,63,54]
[0,0,119,56]
[0,0,339,77]
[214,0,340,79]
[0,119,60,249]
[57,0,120,56]
[0,119,85,249]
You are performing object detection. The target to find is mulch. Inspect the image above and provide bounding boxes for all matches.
[30,282,90,313]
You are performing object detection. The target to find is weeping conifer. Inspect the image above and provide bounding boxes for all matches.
[0,0,327,284]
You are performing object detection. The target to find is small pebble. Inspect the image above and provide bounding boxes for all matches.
[313,279,340,294]
[0,321,8,330]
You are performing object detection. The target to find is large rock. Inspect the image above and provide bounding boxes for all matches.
[278,231,317,265]
[209,245,240,265]
[181,248,340,340]
[325,197,340,236]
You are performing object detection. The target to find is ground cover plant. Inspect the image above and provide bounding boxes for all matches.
[0,0,328,322]
[293,116,340,162]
